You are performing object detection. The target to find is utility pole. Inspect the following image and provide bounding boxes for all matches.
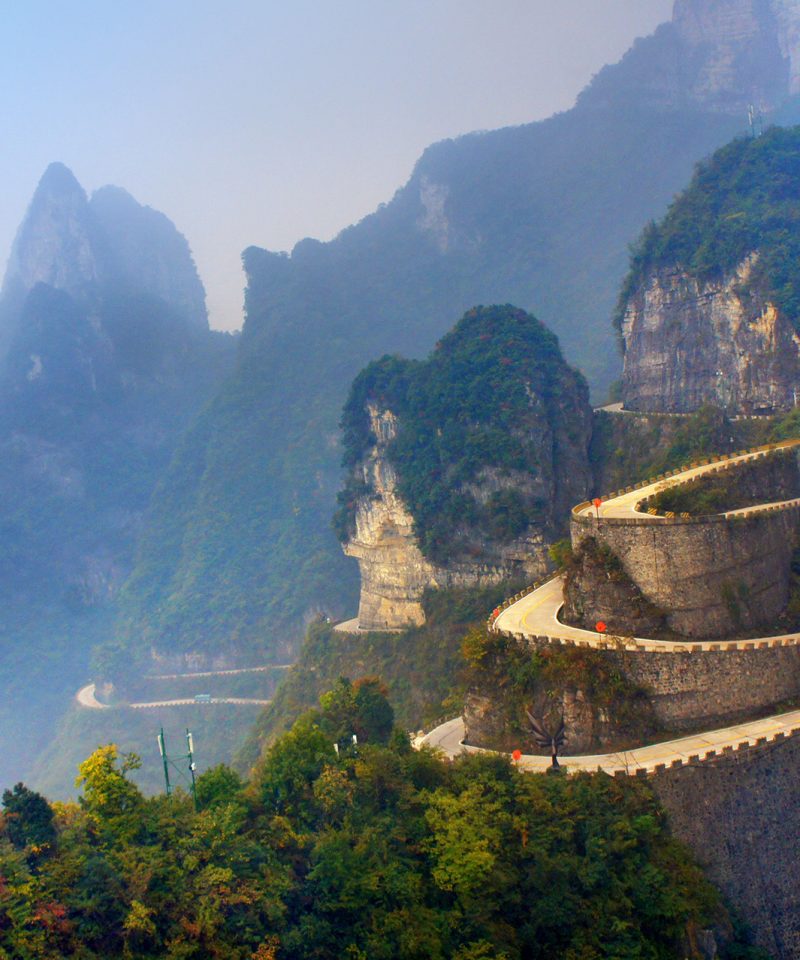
[748,104,763,138]
[157,727,172,797]
[186,729,198,810]
[156,727,198,808]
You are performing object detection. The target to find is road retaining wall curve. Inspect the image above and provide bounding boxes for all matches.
[531,638,800,731]
[570,449,800,637]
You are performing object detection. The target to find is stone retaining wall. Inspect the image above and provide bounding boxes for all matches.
[654,737,800,960]
[609,644,800,730]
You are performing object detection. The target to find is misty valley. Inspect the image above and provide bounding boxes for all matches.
[4,2,800,958]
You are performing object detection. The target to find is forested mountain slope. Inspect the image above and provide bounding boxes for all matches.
[115,1,800,662]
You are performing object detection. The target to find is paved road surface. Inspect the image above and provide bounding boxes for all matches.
[575,440,800,521]
[147,664,291,680]
[468,438,800,774]
[76,683,271,710]
[421,712,800,775]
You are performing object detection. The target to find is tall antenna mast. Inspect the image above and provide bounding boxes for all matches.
[186,729,198,809]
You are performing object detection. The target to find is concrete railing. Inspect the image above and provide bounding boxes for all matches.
[488,438,800,648]
[419,714,800,778]
[571,438,800,522]
[491,618,800,654]
[487,572,561,631]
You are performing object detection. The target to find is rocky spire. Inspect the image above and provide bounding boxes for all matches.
[3,162,98,296]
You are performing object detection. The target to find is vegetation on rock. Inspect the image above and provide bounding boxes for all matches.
[336,305,590,563]
[462,627,658,754]
[589,405,786,495]
[617,126,800,331]
[647,448,800,516]
[239,583,515,770]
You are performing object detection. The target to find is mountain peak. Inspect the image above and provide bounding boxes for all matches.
[3,163,96,296]
[34,162,85,199]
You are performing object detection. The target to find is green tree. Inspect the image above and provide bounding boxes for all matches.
[2,782,56,853]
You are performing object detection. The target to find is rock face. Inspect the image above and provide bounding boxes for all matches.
[463,689,635,757]
[584,0,800,115]
[563,537,668,638]
[3,163,98,297]
[343,406,549,630]
[338,306,593,632]
[621,256,800,414]
[671,0,791,112]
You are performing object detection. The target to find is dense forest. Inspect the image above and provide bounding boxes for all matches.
[0,680,768,960]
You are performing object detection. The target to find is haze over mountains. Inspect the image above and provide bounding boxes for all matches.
[0,163,234,785]
[5,0,800,794]
[111,0,800,678]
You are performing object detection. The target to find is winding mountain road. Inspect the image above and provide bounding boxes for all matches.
[76,683,272,710]
[422,439,800,775]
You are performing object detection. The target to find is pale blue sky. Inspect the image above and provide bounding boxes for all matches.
[1,1,672,328]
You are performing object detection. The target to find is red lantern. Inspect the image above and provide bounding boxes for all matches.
[512,749,522,761]
[592,498,602,508]
[596,621,607,633]
[493,608,500,618]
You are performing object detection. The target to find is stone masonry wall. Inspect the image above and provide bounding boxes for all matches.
[571,508,798,637]
[606,644,800,731]
[571,450,800,638]
[654,737,800,960]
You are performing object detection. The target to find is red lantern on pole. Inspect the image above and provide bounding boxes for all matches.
[512,749,522,762]
[592,497,602,518]
[595,620,607,634]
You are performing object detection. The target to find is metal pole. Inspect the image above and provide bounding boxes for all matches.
[186,729,198,810]
[157,728,172,797]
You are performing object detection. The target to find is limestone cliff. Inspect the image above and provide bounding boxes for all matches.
[618,126,800,415]
[3,163,98,298]
[343,405,548,630]
[621,255,800,413]
[582,0,800,115]
[671,0,791,112]
[337,306,593,631]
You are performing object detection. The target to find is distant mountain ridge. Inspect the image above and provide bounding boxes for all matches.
[0,163,235,789]
[114,1,800,668]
